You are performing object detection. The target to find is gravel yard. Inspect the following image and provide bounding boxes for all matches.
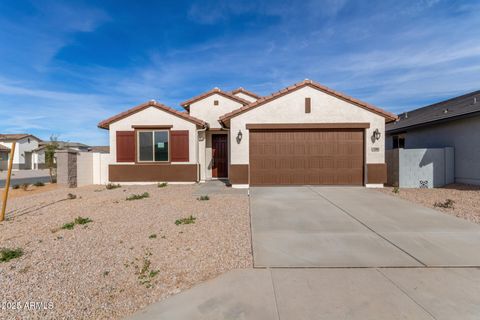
[378,184,480,224]
[0,184,252,319]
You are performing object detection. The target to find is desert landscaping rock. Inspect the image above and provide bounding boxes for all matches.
[0,184,252,319]
[379,184,480,224]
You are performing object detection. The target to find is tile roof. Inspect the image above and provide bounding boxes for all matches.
[219,80,398,125]
[98,100,207,129]
[0,134,41,141]
[180,88,251,110]
[386,90,480,133]
[230,87,261,99]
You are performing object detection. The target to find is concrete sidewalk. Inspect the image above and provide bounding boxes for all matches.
[128,267,480,320]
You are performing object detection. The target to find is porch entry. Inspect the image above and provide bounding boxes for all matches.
[212,134,228,178]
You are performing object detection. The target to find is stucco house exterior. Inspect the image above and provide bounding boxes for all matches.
[98,80,397,187]
[386,90,480,186]
[0,134,42,170]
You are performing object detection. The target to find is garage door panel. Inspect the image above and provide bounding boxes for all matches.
[249,129,364,186]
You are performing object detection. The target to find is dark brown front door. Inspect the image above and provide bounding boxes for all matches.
[249,129,364,185]
[212,134,228,178]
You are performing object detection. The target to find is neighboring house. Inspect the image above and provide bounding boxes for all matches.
[33,141,93,169]
[98,80,397,187]
[0,145,10,170]
[386,90,480,186]
[0,134,42,170]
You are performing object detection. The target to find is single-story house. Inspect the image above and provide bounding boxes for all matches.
[0,134,42,170]
[386,90,480,186]
[98,80,397,187]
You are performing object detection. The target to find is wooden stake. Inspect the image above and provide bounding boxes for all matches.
[1,141,16,222]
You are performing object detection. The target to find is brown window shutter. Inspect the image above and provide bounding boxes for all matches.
[116,131,135,162]
[171,130,189,162]
[305,97,311,113]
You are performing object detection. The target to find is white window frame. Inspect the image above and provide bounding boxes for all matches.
[136,129,170,163]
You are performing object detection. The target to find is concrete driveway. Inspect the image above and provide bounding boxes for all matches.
[128,186,480,319]
[251,186,480,267]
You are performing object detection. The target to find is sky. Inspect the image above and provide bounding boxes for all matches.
[0,0,479,145]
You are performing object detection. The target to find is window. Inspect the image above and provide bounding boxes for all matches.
[392,135,405,149]
[137,130,169,162]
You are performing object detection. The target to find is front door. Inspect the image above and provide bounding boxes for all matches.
[212,134,228,178]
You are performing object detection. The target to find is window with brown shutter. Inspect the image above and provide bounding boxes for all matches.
[116,131,135,162]
[170,130,189,162]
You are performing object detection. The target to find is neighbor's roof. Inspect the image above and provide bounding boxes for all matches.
[98,100,207,129]
[39,141,90,149]
[0,134,42,142]
[230,87,261,99]
[387,90,480,133]
[180,88,251,110]
[0,145,10,152]
[89,146,110,153]
[219,80,398,125]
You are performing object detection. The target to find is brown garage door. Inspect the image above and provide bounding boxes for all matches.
[249,129,364,185]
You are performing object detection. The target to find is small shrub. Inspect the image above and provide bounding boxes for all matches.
[75,216,93,225]
[175,215,196,226]
[67,193,77,200]
[12,185,19,190]
[106,183,121,190]
[158,182,168,188]
[126,192,149,201]
[61,216,92,230]
[135,251,159,287]
[21,183,29,191]
[392,187,400,194]
[197,195,210,201]
[434,199,455,209]
[149,270,159,278]
[33,181,45,187]
[149,234,157,239]
[0,248,23,263]
[62,222,75,230]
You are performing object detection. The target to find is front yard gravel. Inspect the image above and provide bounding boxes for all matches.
[378,184,480,224]
[0,184,252,319]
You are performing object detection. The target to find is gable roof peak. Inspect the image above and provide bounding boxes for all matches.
[98,100,206,129]
[180,87,250,109]
[219,79,397,125]
[231,87,261,99]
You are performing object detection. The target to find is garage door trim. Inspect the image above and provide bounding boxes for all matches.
[246,123,370,130]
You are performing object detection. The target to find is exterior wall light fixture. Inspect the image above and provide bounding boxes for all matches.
[236,130,243,144]
[373,129,381,141]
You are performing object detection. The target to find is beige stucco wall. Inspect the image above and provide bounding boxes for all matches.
[109,106,198,164]
[189,94,243,129]
[229,86,386,165]
[77,151,93,186]
[233,92,257,103]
